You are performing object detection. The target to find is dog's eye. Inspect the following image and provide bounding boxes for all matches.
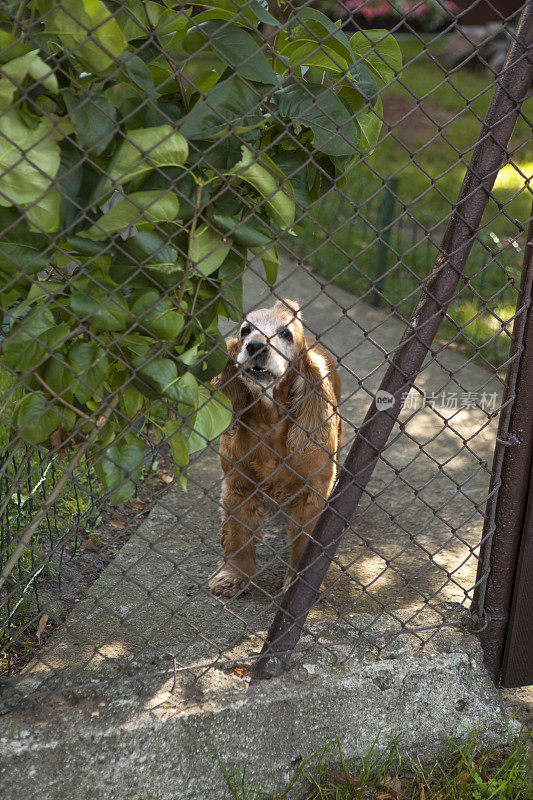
[279,329,293,342]
[240,325,252,338]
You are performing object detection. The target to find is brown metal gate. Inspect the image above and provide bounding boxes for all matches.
[472,212,533,688]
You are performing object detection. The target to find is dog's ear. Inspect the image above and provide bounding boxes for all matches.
[211,337,250,415]
[274,298,301,320]
[287,343,338,454]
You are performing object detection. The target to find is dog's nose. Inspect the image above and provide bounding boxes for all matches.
[246,340,268,356]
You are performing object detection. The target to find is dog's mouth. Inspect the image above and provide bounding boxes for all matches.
[245,365,275,382]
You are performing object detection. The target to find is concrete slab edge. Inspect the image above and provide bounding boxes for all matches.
[0,631,518,800]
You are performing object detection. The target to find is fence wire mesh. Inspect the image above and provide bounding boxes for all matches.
[0,0,531,708]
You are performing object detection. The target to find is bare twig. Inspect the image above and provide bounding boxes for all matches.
[32,371,91,420]
[177,181,203,307]
[11,0,28,36]
[0,396,118,593]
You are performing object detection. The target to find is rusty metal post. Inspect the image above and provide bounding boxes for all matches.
[472,208,533,683]
[252,2,533,678]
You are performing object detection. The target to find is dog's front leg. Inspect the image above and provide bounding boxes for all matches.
[284,488,327,590]
[209,479,263,597]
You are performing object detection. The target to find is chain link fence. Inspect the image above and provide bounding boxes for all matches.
[0,0,532,708]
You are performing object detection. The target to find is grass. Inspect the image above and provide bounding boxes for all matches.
[0,367,104,675]
[217,729,532,799]
[290,33,533,368]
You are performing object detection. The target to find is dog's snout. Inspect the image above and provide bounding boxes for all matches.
[246,340,268,357]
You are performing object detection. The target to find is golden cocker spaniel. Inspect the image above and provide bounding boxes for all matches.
[209,298,341,597]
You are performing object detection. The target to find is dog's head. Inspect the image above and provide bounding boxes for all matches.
[234,299,304,388]
[213,298,340,451]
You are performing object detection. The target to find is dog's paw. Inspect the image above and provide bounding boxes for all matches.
[209,565,253,597]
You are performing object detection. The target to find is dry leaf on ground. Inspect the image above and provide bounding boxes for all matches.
[378,774,403,798]
[36,613,49,644]
[326,766,363,788]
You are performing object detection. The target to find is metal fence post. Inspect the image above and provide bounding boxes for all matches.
[472,206,533,684]
[370,178,399,307]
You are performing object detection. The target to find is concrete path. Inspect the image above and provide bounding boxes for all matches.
[17,258,502,684]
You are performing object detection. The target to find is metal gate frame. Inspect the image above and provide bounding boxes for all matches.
[473,210,533,688]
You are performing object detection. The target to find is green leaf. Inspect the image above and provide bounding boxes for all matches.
[139,166,209,223]
[350,30,402,85]
[95,434,145,505]
[41,352,75,396]
[120,52,155,94]
[358,95,384,151]
[111,230,183,289]
[252,243,278,285]
[0,50,57,110]
[26,189,61,233]
[67,342,109,404]
[281,40,349,73]
[275,83,361,157]
[287,8,353,64]
[191,224,230,276]
[70,285,132,332]
[178,53,225,97]
[228,145,295,228]
[0,31,31,65]
[347,63,379,101]
[10,280,64,318]
[82,190,180,240]
[179,77,263,140]
[135,356,180,401]
[119,385,145,419]
[183,20,278,85]
[163,418,190,478]
[175,371,200,418]
[2,308,68,371]
[211,213,273,249]
[337,84,366,117]
[66,235,109,258]
[57,141,84,229]
[130,289,184,340]
[0,239,49,277]
[97,125,188,197]
[15,393,61,445]
[192,0,278,28]
[217,251,244,320]
[271,150,313,206]
[185,387,232,454]
[0,111,61,206]
[63,89,117,156]
[36,0,126,73]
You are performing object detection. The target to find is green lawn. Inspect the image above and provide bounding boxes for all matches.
[289,34,533,368]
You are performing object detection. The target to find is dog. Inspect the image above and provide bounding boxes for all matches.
[208,298,341,598]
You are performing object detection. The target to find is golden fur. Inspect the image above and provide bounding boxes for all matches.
[209,299,341,597]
